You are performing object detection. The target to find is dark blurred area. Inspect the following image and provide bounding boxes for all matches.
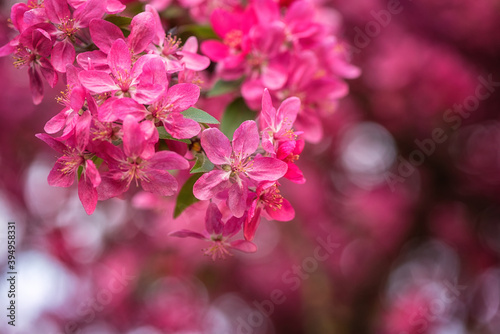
[1,0,500,333]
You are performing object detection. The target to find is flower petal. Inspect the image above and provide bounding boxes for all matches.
[229,239,257,253]
[193,169,230,200]
[200,128,232,165]
[78,70,118,93]
[228,180,247,218]
[169,229,206,239]
[122,115,146,159]
[128,12,155,54]
[232,120,259,158]
[205,202,223,235]
[247,157,287,181]
[89,19,124,54]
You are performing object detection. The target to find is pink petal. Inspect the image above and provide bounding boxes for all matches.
[210,9,240,37]
[44,0,70,24]
[266,197,294,221]
[229,239,257,253]
[246,157,287,181]
[261,60,287,90]
[205,202,223,235]
[201,40,230,61]
[169,229,206,239]
[106,0,126,14]
[123,115,146,159]
[244,202,261,241]
[10,3,29,32]
[76,50,109,71]
[145,4,164,46]
[97,174,130,200]
[165,83,200,113]
[253,0,279,24]
[147,151,189,170]
[193,169,230,200]
[39,57,58,88]
[277,96,300,129]
[140,169,178,196]
[223,215,244,238]
[232,120,259,159]
[108,39,131,79]
[139,57,167,86]
[128,12,155,54]
[163,113,201,139]
[78,70,118,93]
[89,19,125,54]
[110,97,147,121]
[51,41,75,73]
[44,109,68,134]
[241,79,265,111]
[78,175,98,215]
[200,128,232,165]
[48,158,76,187]
[74,0,105,27]
[134,83,165,105]
[28,67,43,105]
[85,160,101,188]
[284,163,305,184]
[35,133,67,153]
[228,180,247,218]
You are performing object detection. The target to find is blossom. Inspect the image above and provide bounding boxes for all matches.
[97,116,189,200]
[244,181,295,241]
[169,202,257,260]
[35,132,101,214]
[78,39,164,104]
[44,0,106,72]
[193,120,288,217]
[259,88,301,153]
[11,24,58,104]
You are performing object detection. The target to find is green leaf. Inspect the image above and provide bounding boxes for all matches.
[190,153,214,173]
[174,173,202,218]
[157,127,192,144]
[77,165,83,181]
[220,98,256,140]
[105,15,132,29]
[207,79,243,97]
[179,24,218,40]
[182,107,220,124]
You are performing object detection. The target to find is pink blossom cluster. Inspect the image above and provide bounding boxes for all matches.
[0,0,354,259]
[199,0,360,143]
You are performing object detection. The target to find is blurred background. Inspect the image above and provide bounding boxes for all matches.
[1,0,500,333]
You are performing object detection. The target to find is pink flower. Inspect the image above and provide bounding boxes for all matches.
[11,24,58,104]
[148,83,202,139]
[146,5,210,73]
[44,0,106,73]
[276,139,305,184]
[193,120,288,217]
[89,12,156,55]
[78,39,164,104]
[36,133,101,214]
[169,202,257,260]
[97,116,189,200]
[259,88,301,153]
[244,182,295,241]
[44,64,97,141]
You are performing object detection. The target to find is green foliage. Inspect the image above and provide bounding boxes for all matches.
[207,79,243,97]
[220,98,256,140]
[156,127,192,144]
[182,107,220,124]
[174,173,202,218]
[190,153,214,173]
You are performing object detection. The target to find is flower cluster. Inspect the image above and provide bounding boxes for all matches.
[199,0,360,143]
[1,0,355,258]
